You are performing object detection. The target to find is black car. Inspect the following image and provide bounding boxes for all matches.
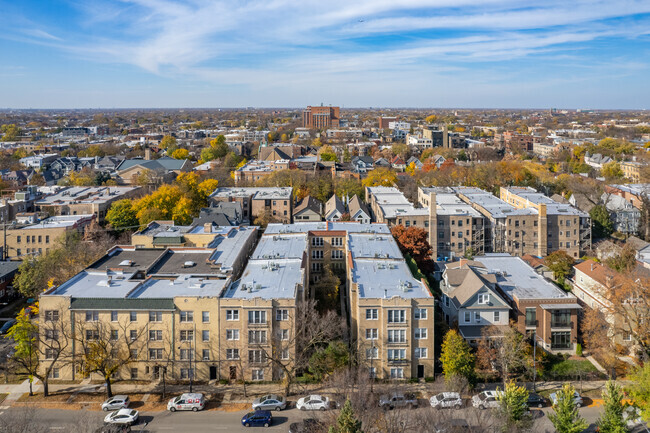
[526,393,547,408]
[288,418,324,433]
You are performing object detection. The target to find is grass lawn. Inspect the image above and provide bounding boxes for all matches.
[543,355,599,380]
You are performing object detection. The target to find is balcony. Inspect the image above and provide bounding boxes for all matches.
[387,358,409,365]
[550,321,573,329]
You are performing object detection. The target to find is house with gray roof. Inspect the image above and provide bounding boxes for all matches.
[114,156,192,185]
[293,196,322,222]
[325,195,346,221]
[348,195,371,224]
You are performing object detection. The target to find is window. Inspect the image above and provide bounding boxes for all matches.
[248,310,267,324]
[111,311,118,322]
[85,330,99,340]
[202,330,210,342]
[226,349,239,360]
[49,368,60,379]
[331,237,343,246]
[130,349,137,359]
[130,311,137,322]
[494,311,500,322]
[414,348,428,359]
[149,349,162,360]
[331,250,344,259]
[525,308,536,327]
[388,349,406,360]
[180,330,194,341]
[414,308,427,320]
[311,237,323,247]
[276,309,288,321]
[46,235,50,243]
[366,328,378,340]
[202,349,210,360]
[551,310,571,328]
[180,349,194,361]
[248,350,265,363]
[45,310,59,322]
[473,312,480,322]
[16,236,21,243]
[444,296,449,307]
[311,250,323,260]
[180,368,194,379]
[130,368,138,379]
[415,328,427,339]
[311,262,322,272]
[281,348,290,360]
[226,310,239,321]
[623,333,632,342]
[279,329,289,341]
[149,311,162,322]
[252,369,264,381]
[130,330,137,341]
[248,330,267,344]
[110,330,119,340]
[551,331,572,350]
[388,329,406,343]
[226,329,239,340]
[38,235,42,243]
[387,310,406,323]
[85,311,99,322]
[45,348,58,359]
[464,311,470,322]
[149,330,162,341]
[366,347,378,359]
[180,311,194,323]
[477,293,490,304]
[45,329,59,340]
[366,309,378,320]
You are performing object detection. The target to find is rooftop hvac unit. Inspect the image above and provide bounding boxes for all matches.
[119,260,133,266]
[183,261,196,268]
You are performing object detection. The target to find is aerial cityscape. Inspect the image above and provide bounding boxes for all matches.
[0,1,649,433]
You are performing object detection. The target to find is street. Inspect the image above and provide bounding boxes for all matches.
[1,403,646,433]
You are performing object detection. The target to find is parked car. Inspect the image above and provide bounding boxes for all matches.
[549,391,583,408]
[429,392,463,409]
[289,418,325,433]
[378,393,418,410]
[241,411,272,427]
[167,392,205,412]
[101,395,130,412]
[472,391,502,409]
[252,394,286,411]
[103,409,139,426]
[526,393,547,408]
[0,319,15,335]
[296,395,330,411]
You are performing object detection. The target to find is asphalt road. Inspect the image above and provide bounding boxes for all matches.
[0,404,647,433]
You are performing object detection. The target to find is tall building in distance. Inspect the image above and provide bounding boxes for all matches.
[302,105,340,129]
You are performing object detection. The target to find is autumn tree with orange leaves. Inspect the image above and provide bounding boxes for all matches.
[390,225,434,273]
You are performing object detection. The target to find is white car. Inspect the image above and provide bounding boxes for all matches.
[296,395,330,411]
[104,408,139,425]
[550,391,583,408]
[472,391,503,409]
[429,392,463,409]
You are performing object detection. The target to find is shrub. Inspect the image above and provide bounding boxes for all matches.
[576,343,583,357]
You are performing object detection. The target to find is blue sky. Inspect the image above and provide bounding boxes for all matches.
[1,0,649,109]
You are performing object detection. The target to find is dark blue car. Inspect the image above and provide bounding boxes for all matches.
[242,410,272,427]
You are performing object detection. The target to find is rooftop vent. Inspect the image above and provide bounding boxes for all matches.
[183,261,196,268]
[119,260,133,266]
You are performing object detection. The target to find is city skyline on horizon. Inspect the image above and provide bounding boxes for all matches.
[1,0,649,109]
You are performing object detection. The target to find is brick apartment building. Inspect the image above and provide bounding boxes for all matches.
[302,105,340,129]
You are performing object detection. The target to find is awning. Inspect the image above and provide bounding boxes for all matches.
[539,303,582,310]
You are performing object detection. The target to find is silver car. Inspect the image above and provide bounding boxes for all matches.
[101,395,130,411]
[252,394,287,411]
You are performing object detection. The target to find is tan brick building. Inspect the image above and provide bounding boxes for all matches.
[209,187,293,224]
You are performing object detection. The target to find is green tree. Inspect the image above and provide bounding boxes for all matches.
[602,162,624,179]
[548,384,588,433]
[545,250,575,280]
[343,147,352,163]
[590,204,614,238]
[308,341,349,381]
[1,124,22,141]
[160,135,177,149]
[209,135,229,159]
[597,381,629,433]
[628,364,650,423]
[319,145,337,162]
[105,199,139,233]
[440,329,475,383]
[6,309,39,396]
[329,399,363,433]
[496,381,531,432]
[605,244,637,273]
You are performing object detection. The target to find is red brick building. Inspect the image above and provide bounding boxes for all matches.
[303,106,340,129]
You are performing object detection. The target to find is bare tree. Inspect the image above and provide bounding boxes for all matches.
[74,316,147,397]
[477,323,531,385]
[253,298,345,396]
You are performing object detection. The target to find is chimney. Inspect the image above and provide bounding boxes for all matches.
[145,147,152,160]
[590,262,594,272]
[204,223,212,233]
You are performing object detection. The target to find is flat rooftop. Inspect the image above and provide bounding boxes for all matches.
[48,270,140,298]
[222,259,304,299]
[207,226,257,272]
[434,193,483,217]
[368,186,428,218]
[36,186,139,205]
[21,214,94,230]
[454,187,537,219]
[136,222,192,237]
[352,259,430,299]
[264,222,391,234]
[503,187,587,217]
[348,233,402,259]
[88,247,164,271]
[128,275,227,298]
[252,233,307,260]
[210,187,292,200]
[474,254,576,301]
[148,250,216,275]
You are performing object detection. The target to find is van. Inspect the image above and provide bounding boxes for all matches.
[167,393,205,412]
